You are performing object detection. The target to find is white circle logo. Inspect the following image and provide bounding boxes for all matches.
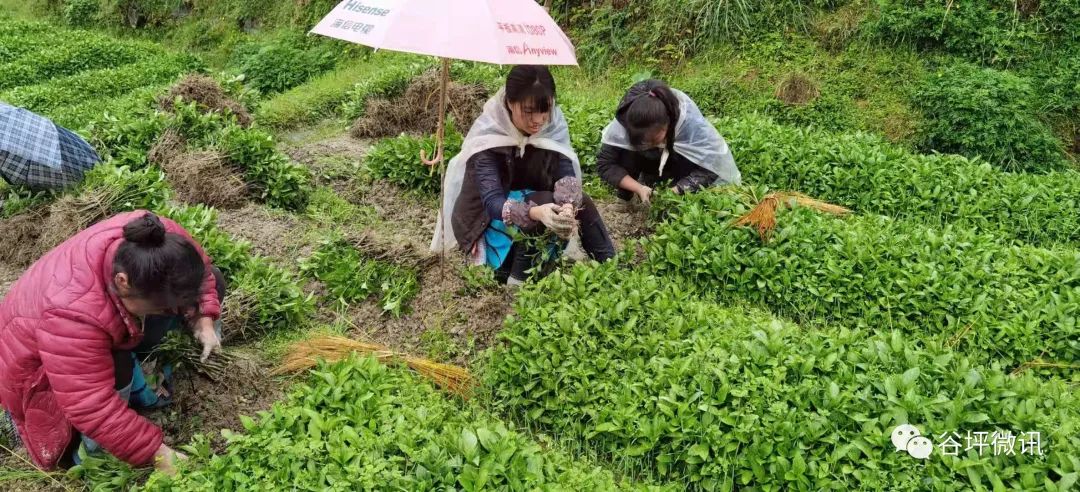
[891,424,921,452]
[906,436,933,459]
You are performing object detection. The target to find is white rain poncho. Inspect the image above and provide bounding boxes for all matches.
[600,88,741,185]
[430,88,581,254]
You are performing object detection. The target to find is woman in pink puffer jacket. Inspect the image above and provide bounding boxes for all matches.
[0,211,223,474]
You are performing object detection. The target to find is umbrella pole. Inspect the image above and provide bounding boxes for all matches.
[435,57,450,282]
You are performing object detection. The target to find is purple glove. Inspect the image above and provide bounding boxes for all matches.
[502,199,537,228]
[553,176,583,208]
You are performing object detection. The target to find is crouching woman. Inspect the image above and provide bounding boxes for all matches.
[432,65,615,285]
[0,211,225,474]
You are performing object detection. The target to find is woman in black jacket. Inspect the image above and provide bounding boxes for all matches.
[432,66,615,285]
[596,79,741,206]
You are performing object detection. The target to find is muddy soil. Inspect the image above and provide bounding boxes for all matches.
[150,350,284,451]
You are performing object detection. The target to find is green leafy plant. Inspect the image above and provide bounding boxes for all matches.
[485,262,1080,490]
[300,239,419,317]
[913,63,1066,171]
[720,113,1080,248]
[459,264,499,297]
[875,0,1077,65]
[145,356,632,490]
[646,189,1080,370]
[216,124,312,211]
[364,126,463,195]
[0,186,57,218]
[62,0,100,26]
[563,98,614,170]
[68,446,149,492]
[88,109,168,168]
[78,161,172,214]
[236,34,339,95]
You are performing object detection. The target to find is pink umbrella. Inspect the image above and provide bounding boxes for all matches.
[311,0,578,164]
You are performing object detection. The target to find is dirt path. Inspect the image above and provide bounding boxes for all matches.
[274,130,658,365]
[217,203,310,260]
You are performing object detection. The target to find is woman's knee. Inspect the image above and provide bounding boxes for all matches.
[576,194,603,224]
[525,191,554,205]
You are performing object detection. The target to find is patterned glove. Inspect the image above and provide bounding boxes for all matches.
[502,199,537,228]
[553,176,583,208]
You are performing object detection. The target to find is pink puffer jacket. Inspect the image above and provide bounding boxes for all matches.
[0,210,220,469]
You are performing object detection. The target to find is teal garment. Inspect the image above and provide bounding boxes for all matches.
[484,189,531,269]
[482,189,563,270]
[73,319,223,464]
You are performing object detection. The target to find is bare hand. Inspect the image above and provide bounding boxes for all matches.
[635,185,653,206]
[193,316,220,363]
[153,444,186,476]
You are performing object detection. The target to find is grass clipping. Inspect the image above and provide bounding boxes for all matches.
[350,69,486,138]
[274,335,474,398]
[732,191,850,241]
[774,72,820,106]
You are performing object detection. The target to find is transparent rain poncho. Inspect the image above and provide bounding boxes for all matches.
[430,88,580,254]
[600,88,741,185]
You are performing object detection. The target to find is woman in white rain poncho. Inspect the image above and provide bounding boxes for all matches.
[597,79,741,206]
[431,66,615,286]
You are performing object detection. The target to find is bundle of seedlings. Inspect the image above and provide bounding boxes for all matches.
[0,205,49,266]
[148,129,250,209]
[350,69,486,138]
[0,164,169,268]
[148,330,236,382]
[158,74,252,128]
[346,230,437,271]
[218,286,259,344]
[37,167,170,252]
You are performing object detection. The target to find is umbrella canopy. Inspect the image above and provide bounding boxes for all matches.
[311,0,577,66]
[0,103,100,189]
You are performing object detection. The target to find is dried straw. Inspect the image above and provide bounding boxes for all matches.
[732,191,850,241]
[1010,359,1080,376]
[273,335,474,398]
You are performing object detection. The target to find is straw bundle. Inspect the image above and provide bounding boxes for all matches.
[273,335,474,398]
[732,191,850,241]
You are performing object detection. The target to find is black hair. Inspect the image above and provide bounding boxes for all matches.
[113,212,205,312]
[505,65,556,113]
[622,80,678,150]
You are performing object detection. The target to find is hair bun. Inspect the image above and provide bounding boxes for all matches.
[123,213,167,247]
